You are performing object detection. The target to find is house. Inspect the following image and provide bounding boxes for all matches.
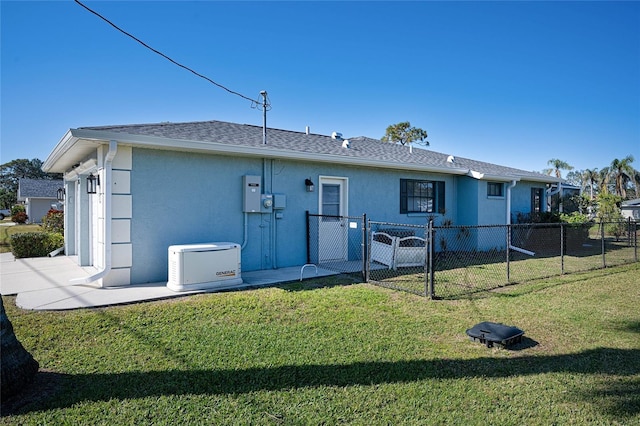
[17,178,64,223]
[621,199,640,221]
[42,120,559,287]
[547,182,581,214]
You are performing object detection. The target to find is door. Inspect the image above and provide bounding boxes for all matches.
[318,177,348,262]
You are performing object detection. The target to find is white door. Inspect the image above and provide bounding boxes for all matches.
[318,177,348,262]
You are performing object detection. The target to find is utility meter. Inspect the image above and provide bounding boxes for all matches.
[261,194,273,213]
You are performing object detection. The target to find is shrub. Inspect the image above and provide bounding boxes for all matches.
[560,212,591,224]
[10,232,64,258]
[605,221,626,241]
[10,205,28,224]
[42,209,64,234]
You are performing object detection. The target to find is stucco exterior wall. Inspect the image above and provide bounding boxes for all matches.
[455,176,479,226]
[511,181,546,221]
[129,148,459,283]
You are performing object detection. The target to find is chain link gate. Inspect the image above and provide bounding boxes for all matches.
[306,212,367,279]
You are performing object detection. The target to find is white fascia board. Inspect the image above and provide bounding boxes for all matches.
[68,128,473,176]
[43,130,76,172]
[468,171,521,182]
[467,170,560,184]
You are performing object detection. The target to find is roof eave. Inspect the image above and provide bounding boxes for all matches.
[62,128,473,176]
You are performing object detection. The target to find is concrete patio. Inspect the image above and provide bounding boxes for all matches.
[0,252,338,311]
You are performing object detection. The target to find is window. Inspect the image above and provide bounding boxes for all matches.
[400,179,445,214]
[487,182,504,197]
[321,183,340,221]
[531,188,543,213]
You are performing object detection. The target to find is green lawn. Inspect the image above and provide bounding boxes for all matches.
[2,263,639,425]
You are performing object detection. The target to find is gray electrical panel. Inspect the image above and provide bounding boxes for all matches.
[273,193,286,210]
[243,175,261,212]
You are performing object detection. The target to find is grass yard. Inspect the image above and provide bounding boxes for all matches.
[1,263,639,425]
[371,241,638,298]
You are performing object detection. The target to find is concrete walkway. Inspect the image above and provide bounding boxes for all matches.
[0,253,336,311]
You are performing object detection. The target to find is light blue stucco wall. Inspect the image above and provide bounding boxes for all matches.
[128,147,550,283]
[455,176,479,226]
[511,181,546,222]
[129,148,460,283]
[478,181,508,225]
[455,177,508,226]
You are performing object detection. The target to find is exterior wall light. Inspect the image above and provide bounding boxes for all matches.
[57,187,65,202]
[87,173,100,194]
[305,178,315,192]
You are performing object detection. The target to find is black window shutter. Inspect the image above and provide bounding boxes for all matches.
[436,181,445,213]
[400,179,407,214]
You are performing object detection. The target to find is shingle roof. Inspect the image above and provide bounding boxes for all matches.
[77,120,555,182]
[18,178,63,200]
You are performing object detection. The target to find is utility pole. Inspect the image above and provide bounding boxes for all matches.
[260,90,268,144]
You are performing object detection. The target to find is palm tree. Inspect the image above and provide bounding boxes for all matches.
[609,155,635,199]
[598,167,611,194]
[582,168,599,200]
[544,159,574,179]
[633,169,640,199]
[1,297,39,399]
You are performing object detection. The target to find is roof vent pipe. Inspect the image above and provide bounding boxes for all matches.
[331,132,343,140]
[305,126,310,135]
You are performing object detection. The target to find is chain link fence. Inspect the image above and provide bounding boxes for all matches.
[367,221,430,296]
[367,219,638,299]
[305,214,637,299]
[306,212,366,277]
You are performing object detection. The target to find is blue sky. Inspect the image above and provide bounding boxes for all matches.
[2,1,639,177]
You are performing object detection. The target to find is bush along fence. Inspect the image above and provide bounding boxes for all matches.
[306,212,638,299]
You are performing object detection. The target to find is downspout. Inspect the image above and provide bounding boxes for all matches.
[506,180,517,225]
[506,179,535,256]
[71,140,118,285]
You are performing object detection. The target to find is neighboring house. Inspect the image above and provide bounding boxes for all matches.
[17,178,64,223]
[621,199,640,221]
[42,120,559,287]
[547,182,581,214]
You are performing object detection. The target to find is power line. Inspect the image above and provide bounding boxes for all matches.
[73,0,260,106]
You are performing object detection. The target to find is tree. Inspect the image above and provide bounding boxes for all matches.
[0,158,62,208]
[598,167,611,195]
[1,297,39,399]
[633,169,640,199]
[381,122,429,147]
[609,155,635,199]
[582,168,599,200]
[543,159,573,179]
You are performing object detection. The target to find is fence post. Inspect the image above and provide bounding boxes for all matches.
[600,220,606,268]
[633,221,638,262]
[362,213,368,282]
[427,219,435,299]
[560,222,565,275]
[506,225,511,283]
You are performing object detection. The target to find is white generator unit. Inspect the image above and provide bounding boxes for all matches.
[167,242,243,292]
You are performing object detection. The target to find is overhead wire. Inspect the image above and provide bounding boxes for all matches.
[73,0,260,107]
